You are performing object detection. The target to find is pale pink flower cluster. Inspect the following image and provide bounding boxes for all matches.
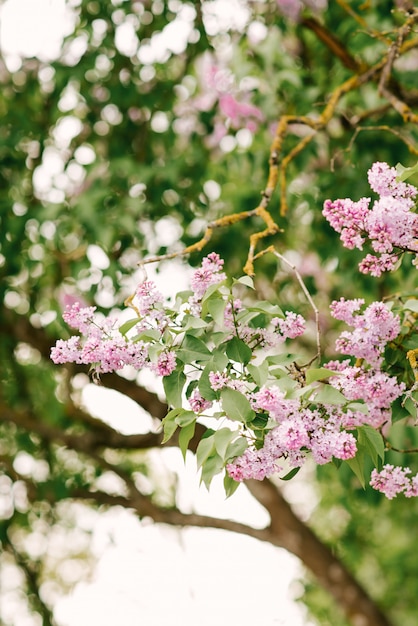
[330,298,401,367]
[370,465,418,499]
[227,385,358,482]
[208,371,247,394]
[323,162,418,276]
[226,310,306,349]
[188,252,226,313]
[326,298,404,428]
[193,57,264,144]
[51,304,149,374]
[276,0,327,21]
[135,280,168,331]
[326,363,405,428]
[189,389,213,414]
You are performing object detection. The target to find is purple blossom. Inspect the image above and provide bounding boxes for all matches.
[330,299,400,367]
[189,389,213,414]
[273,311,306,339]
[153,351,177,377]
[62,302,97,334]
[370,464,414,499]
[323,161,418,275]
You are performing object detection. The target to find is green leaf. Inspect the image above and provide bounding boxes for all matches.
[396,161,418,182]
[403,299,418,313]
[233,275,255,289]
[175,410,196,427]
[315,385,347,405]
[207,298,228,326]
[225,437,248,460]
[198,365,219,401]
[249,301,283,316]
[357,425,385,465]
[247,360,269,386]
[221,388,255,423]
[226,336,252,365]
[224,473,241,497]
[134,329,162,342]
[305,368,338,385]
[179,420,196,460]
[118,318,139,336]
[201,453,224,488]
[177,334,212,363]
[163,368,186,408]
[280,467,301,481]
[182,315,208,330]
[196,434,216,468]
[345,451,367,489]
[214,428,236,460]
[161,408,184,443]
[201,281,228,304]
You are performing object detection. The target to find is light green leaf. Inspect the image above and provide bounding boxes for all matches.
[214,428,236,460]
[249,301,283,316]
[221,388,255,423]
[315,385,347,405]
[201,453,224,488]
[224,473,241,497]
[161,408,183,443]
[196,434,216,468]
[305,368,338,385]
[226,336,252,365]
[179,420,196,460]
[403,299,418,313]
[345,452,367,489]
[207,298,228,326]
[175,410,196,427]
[163,368,186,408]
[118,318,139,336]
[233,275,255,289]
[396,161,418,182]
[357,425,385,465]
[176,334,212,363]
[247,360,269,387]
[225,437,248,460]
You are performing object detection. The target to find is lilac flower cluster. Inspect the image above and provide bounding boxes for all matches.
[51,279,176,376]
[51,304,149,374]
[330,298,401,367]
[323,162,418,276]
[370,465,418,499]
[227,297,405,485]
[227,385,358,482]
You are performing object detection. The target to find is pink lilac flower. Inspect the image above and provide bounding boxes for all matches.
[251,386,299,422]
[323,161,418,275]
[273,311,306,339]
[209,371,248,394]
[62,302,97,334]
[326,364,405,428]
[153,351,176,377]
[218,93,264,132]
[189,389,213,414]
[330,299,400,367]
[227,442,284,482]
[370,465,413,499]
[358,253,399,277]
[51,336,82,364]
[322,197,369,250]
[276,0,327,20]
[209,371,232,391]
[188,253,227,314]
[367,162,417,199]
